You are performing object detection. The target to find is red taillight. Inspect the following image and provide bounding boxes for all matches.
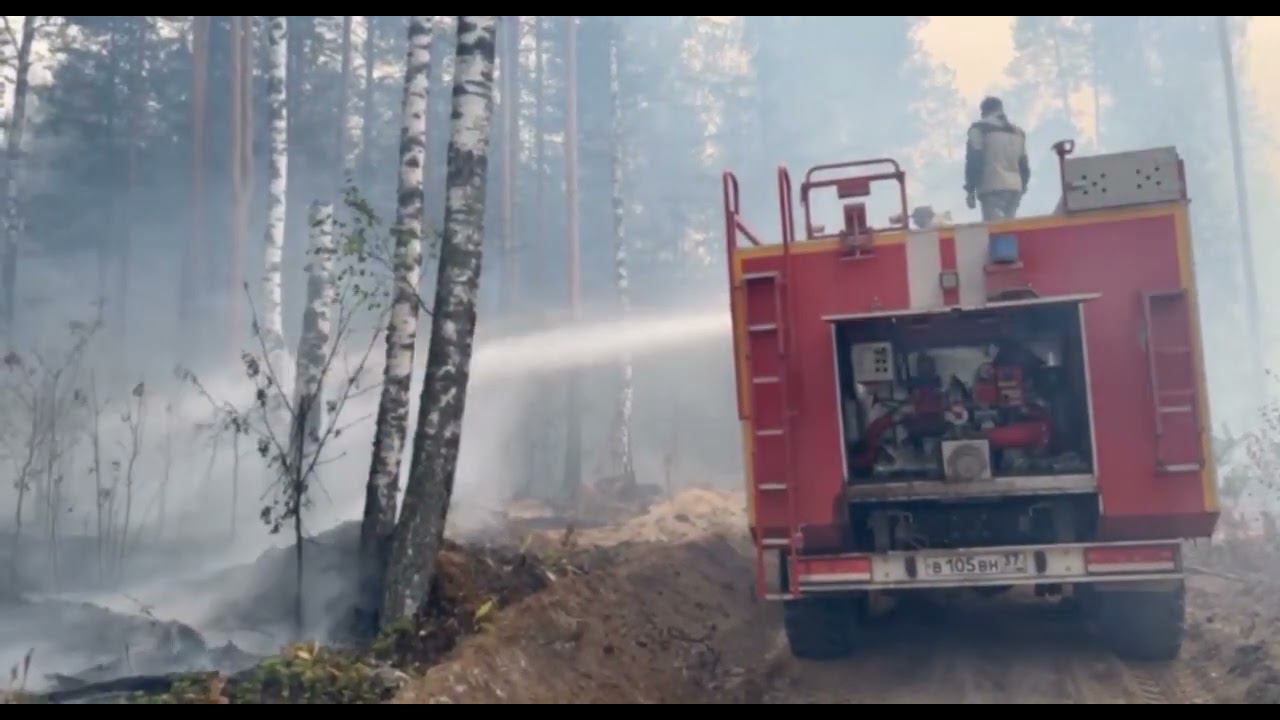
[1084,545,1178,574]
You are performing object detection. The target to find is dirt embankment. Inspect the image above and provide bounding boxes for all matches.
[396,490,775,704]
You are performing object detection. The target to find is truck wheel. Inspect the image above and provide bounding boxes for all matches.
[1096,584,1185,661]
[783,597,857,660]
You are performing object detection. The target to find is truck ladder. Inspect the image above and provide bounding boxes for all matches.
[1142,290,1204,474]
[723,169,801,599]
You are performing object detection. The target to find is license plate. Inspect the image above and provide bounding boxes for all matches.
[921,552,1028,578]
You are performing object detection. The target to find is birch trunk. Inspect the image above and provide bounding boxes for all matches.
[263,17,292,395]
[2,16,36,336]
[382,15,498,625]
[337,16,354,189]
[360,17,376,187]
[291,200,336,466]
[358,15,432,628]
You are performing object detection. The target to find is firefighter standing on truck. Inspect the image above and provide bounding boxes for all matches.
[965,96,1030,220]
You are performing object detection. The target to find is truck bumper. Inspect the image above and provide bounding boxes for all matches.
[770,540,1182,598]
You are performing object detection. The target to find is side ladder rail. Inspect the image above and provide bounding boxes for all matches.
[777,165,800,595]
[724,171,787,598]
[1142,290,1204,473]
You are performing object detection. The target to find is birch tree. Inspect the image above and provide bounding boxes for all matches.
[359,15,432,629]
[292,201,337,464]
[287,200,335,633]
[262,17,291,398]
[1,16,36,336]
[337,16,354,188]
[360,16,376,187]
[382,15,498,626]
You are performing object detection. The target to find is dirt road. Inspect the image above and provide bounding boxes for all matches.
[761,592,1213,703]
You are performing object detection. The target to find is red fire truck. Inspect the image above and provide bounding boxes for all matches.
[723,143,1217,661]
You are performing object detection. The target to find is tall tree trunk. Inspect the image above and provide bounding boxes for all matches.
[499,16,518,310]
[288,199,336,634]
[240,19,255,326]
[229,17,254,352]
[533,17,544,292]
[2,16,35,338]
[360,16,376,187]
[607,26,634,488]
[420,16,447,289]
[103,26,119,315]
[119,18,146,343]
[337,16,354,191]
[562,16,582,505]
[182,16,210,344]
[382,15,498,626]
[263,17,292,396]
[1216,16,1265,383]
[292,201,336,465]
[286,17,303,220]
[358,15,432,630]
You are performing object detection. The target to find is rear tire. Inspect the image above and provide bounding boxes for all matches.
[783,597,858,660]
[1096,583,1185,661]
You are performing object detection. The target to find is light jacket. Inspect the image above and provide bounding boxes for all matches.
[965,113,1029,195]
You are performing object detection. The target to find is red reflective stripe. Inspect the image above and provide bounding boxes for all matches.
[1084,545,1177,567]
[796,556,872,577]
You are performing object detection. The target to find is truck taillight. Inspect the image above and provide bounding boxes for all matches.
[1084,545,1179,574]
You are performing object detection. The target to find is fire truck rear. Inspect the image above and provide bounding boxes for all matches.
[722,143,1217,661]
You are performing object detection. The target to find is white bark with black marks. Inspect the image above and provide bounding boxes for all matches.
[359,15,432,627]
[360,16,376,186]
[337,16,355,187]
[263,16,292,396]
[291,201,336,467]
[2,16,36,336]
[382,15,497,625]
